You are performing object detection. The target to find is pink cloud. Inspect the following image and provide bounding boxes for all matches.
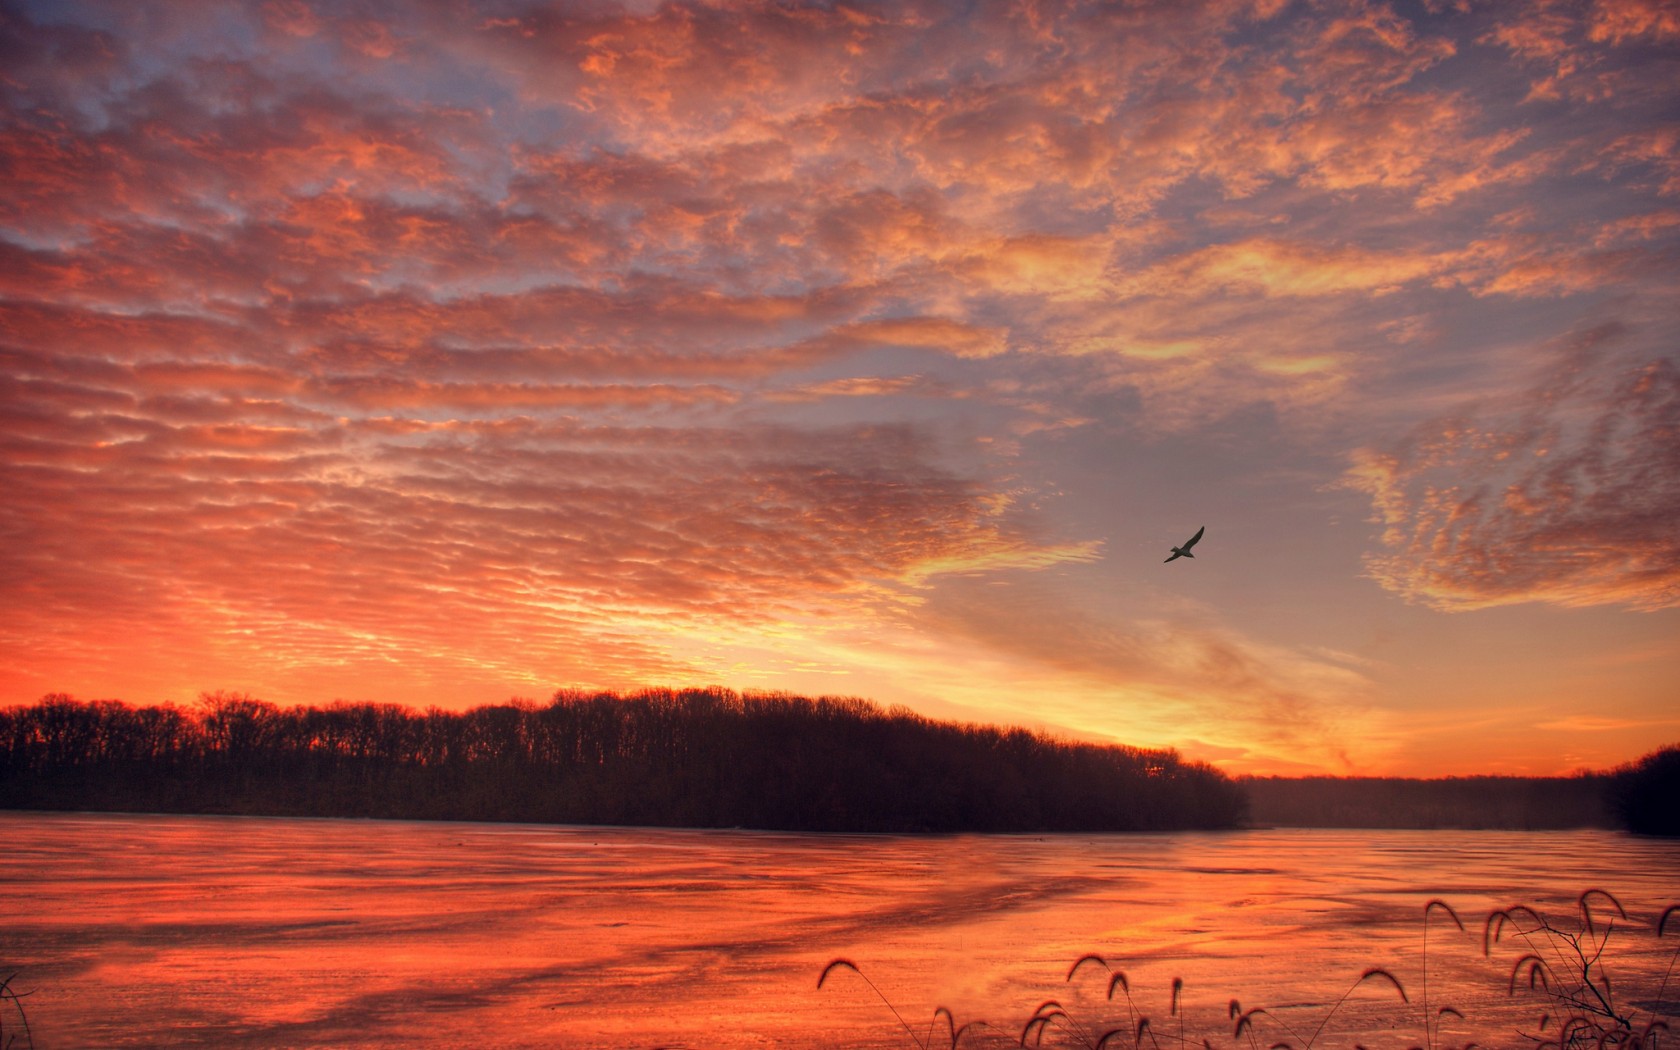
[919,574,1378,769]
[3,275,1060,698]
[1485,0,1680,101]
[1348,332,1680,611]
[1125,237,1452,298]
[1588,0,1680,43]
[261,1,320,38]
[2,0,1676,747]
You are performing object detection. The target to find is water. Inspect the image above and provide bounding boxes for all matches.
[1,812,1676,1049]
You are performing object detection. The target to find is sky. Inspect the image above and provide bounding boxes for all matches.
[2,0,1677,777]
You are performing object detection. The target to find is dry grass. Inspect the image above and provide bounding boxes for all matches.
[0,972,33,1050]
[821,891,1680,1050]
[821,958,996,1049]
[1482,890,1678,1049]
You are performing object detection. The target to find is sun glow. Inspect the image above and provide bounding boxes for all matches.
[3,0,1677,776]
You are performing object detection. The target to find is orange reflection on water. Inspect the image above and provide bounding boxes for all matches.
[4,814,1678,1048]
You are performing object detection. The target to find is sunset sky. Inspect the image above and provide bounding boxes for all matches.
[3,0,1677,776]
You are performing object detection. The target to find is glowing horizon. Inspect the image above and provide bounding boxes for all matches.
[3,0,1677,777]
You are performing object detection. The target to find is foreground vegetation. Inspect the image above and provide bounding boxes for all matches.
[822,890,1680,1049]
[0,689,1247,832]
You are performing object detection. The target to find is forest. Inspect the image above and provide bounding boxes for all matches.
[0,689,1249,833]
[1240,773,1615,830]
[6,690,1673,835]
[1241,746,1678,834]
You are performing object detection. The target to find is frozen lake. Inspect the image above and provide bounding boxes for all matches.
[2,812,1676,1048]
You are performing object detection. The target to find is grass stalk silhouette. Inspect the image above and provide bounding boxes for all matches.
[0,973,33,1050]
[822,891,1679,1050]
[1064,953,1197,1050]
[1655,906,1680,1031]
[820,958,989,1049]
[1304,968,1409,1049]
[1423,898,1470,1050]
[1068,955,1140,1044]
[1480,889,1679,1049]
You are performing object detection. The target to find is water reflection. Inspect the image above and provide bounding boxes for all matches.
[2,813,1676,1048]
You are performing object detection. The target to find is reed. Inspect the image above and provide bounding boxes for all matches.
[1060,956,1197,1050]
[1481,889,1677,1049]
[821,891,1680,1050]
[1422,898,1468,1050]
[0,972,33,1050]
[820,958,992,1049]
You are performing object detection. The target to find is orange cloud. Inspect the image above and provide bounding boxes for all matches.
[3,0,1677,768]
[1484,0,1680,101]
[914,575,1385,772]
[839,317,1006,359]
[1128,237,1449,298]
[1347,334,1680,612]
[1588,0,1680,43]
[769,375,936,404]
[262,1,321,38]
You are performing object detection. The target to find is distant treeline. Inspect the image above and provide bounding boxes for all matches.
[1243,747,1679,835]
[0,689,1248,833]
[1240,774,1615,830]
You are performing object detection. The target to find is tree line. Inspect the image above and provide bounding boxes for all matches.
[0,689,1250,833]
[1241,746,1678,835]
[1239,773,1616,830]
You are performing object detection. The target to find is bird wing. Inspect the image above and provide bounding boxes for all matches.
[1164,551,1182,563]
[1182,525,1205,550]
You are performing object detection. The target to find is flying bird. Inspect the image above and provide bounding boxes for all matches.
[1164,525,1205,563]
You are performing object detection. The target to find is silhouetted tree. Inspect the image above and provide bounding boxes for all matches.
[1610,744,1680,836]
[0,688,1249,833]
[1239,773,1615,830]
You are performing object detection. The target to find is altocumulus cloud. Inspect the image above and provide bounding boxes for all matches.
[1,0,1677,755]
[1348,328,1680,613]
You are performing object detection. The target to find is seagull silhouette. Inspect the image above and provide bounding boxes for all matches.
[1164,525,1205,563]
